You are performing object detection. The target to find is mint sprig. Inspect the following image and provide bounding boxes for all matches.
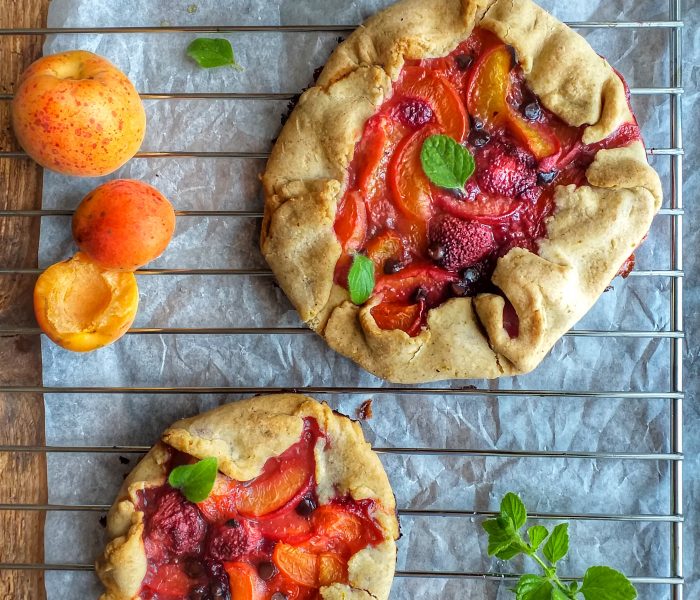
[168,457,218,503]
[186,38,244,70]
[420,134,475,193]
[483,493,637,600]
[347,254,375,305]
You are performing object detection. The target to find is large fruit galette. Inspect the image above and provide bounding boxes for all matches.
[261,0,662,383]
[97,395,399,600]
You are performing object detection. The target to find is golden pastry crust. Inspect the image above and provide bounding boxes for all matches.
[96,394,399,600]
[261,0,662,383]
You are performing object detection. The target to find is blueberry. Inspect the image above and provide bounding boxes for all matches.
[462,266,481,284]
[522,101,541,121]
[537,170,558,185]
[471,116,485,130]
[257,561,278,581]
[295,497,317,517]
[383,259,404,275]
[468,128,491,148]
[428,243,445,261]
[455,53,473,70]
[210,580,230,600]
[272,594,288,600]
[189,585,211,600]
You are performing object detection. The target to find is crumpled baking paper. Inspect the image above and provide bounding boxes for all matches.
[37,1,689,598]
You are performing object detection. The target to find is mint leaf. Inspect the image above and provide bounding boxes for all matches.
[187,38,244,70]
[168,457,218,503]
[501,492,528,530]
[495,542,523,560]
[348,254,375,305]
[420,134,475,191]
[483,518,519,556]
[514,574,553,600]
[580,566,637,600]
[543,523,569,564]
[527,525,549,551]
[551,588,570,600]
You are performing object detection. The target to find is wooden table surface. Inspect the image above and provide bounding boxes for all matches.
[0,0,50,598]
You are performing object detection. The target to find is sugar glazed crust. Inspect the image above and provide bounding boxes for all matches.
[260,0,662,383]
[96,394,400,600]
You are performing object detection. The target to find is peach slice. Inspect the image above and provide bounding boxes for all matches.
[33,252,139,352]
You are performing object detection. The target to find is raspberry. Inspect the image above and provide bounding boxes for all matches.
[476,141,539,201]
[395,99,434,128]
[145,489,206,559]
[205,519,260,562]
[428,215,495,272]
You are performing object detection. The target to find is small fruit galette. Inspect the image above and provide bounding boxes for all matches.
[261,0,662,383]
[97,395,399,600]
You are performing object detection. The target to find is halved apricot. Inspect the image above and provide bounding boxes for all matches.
[33,252,139,352]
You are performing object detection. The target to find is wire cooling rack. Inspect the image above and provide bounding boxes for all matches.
[0,1,685,599]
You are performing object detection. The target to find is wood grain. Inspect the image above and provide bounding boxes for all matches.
[0,0,49,599]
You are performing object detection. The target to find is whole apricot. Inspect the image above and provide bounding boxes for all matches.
[11,50,146,176]
[73,179,176,271]
[34,253,139,352]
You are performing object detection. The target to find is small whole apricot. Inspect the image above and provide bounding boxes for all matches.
[11,50,146,176]
[73,179,176,271]
[34,252,139,352]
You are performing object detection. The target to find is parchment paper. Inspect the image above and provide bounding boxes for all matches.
[37,1,692,598]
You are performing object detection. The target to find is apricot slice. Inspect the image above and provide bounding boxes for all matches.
[334,191,367,252]
[467,45,559,160]
[365,231,404,271]
[256,509,313,544]
[370,301,424,337]
[318,553,348,587]
[273,543,319,588]
[388,127,436,223]
[396,67,468,140]
[224,562,265,600]
[235,447,313,518]
[73,179,176,272]
[33,252,139,352]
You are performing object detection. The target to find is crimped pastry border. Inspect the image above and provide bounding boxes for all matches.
[96,394,399,600]
[260,0,662,383]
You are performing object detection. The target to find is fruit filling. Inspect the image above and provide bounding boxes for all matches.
[334,28,643,336]
[135,419,384,600]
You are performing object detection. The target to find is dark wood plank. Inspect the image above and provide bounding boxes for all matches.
[0,0,49,598]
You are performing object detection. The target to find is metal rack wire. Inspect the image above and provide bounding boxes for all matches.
[0,3,685,599]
